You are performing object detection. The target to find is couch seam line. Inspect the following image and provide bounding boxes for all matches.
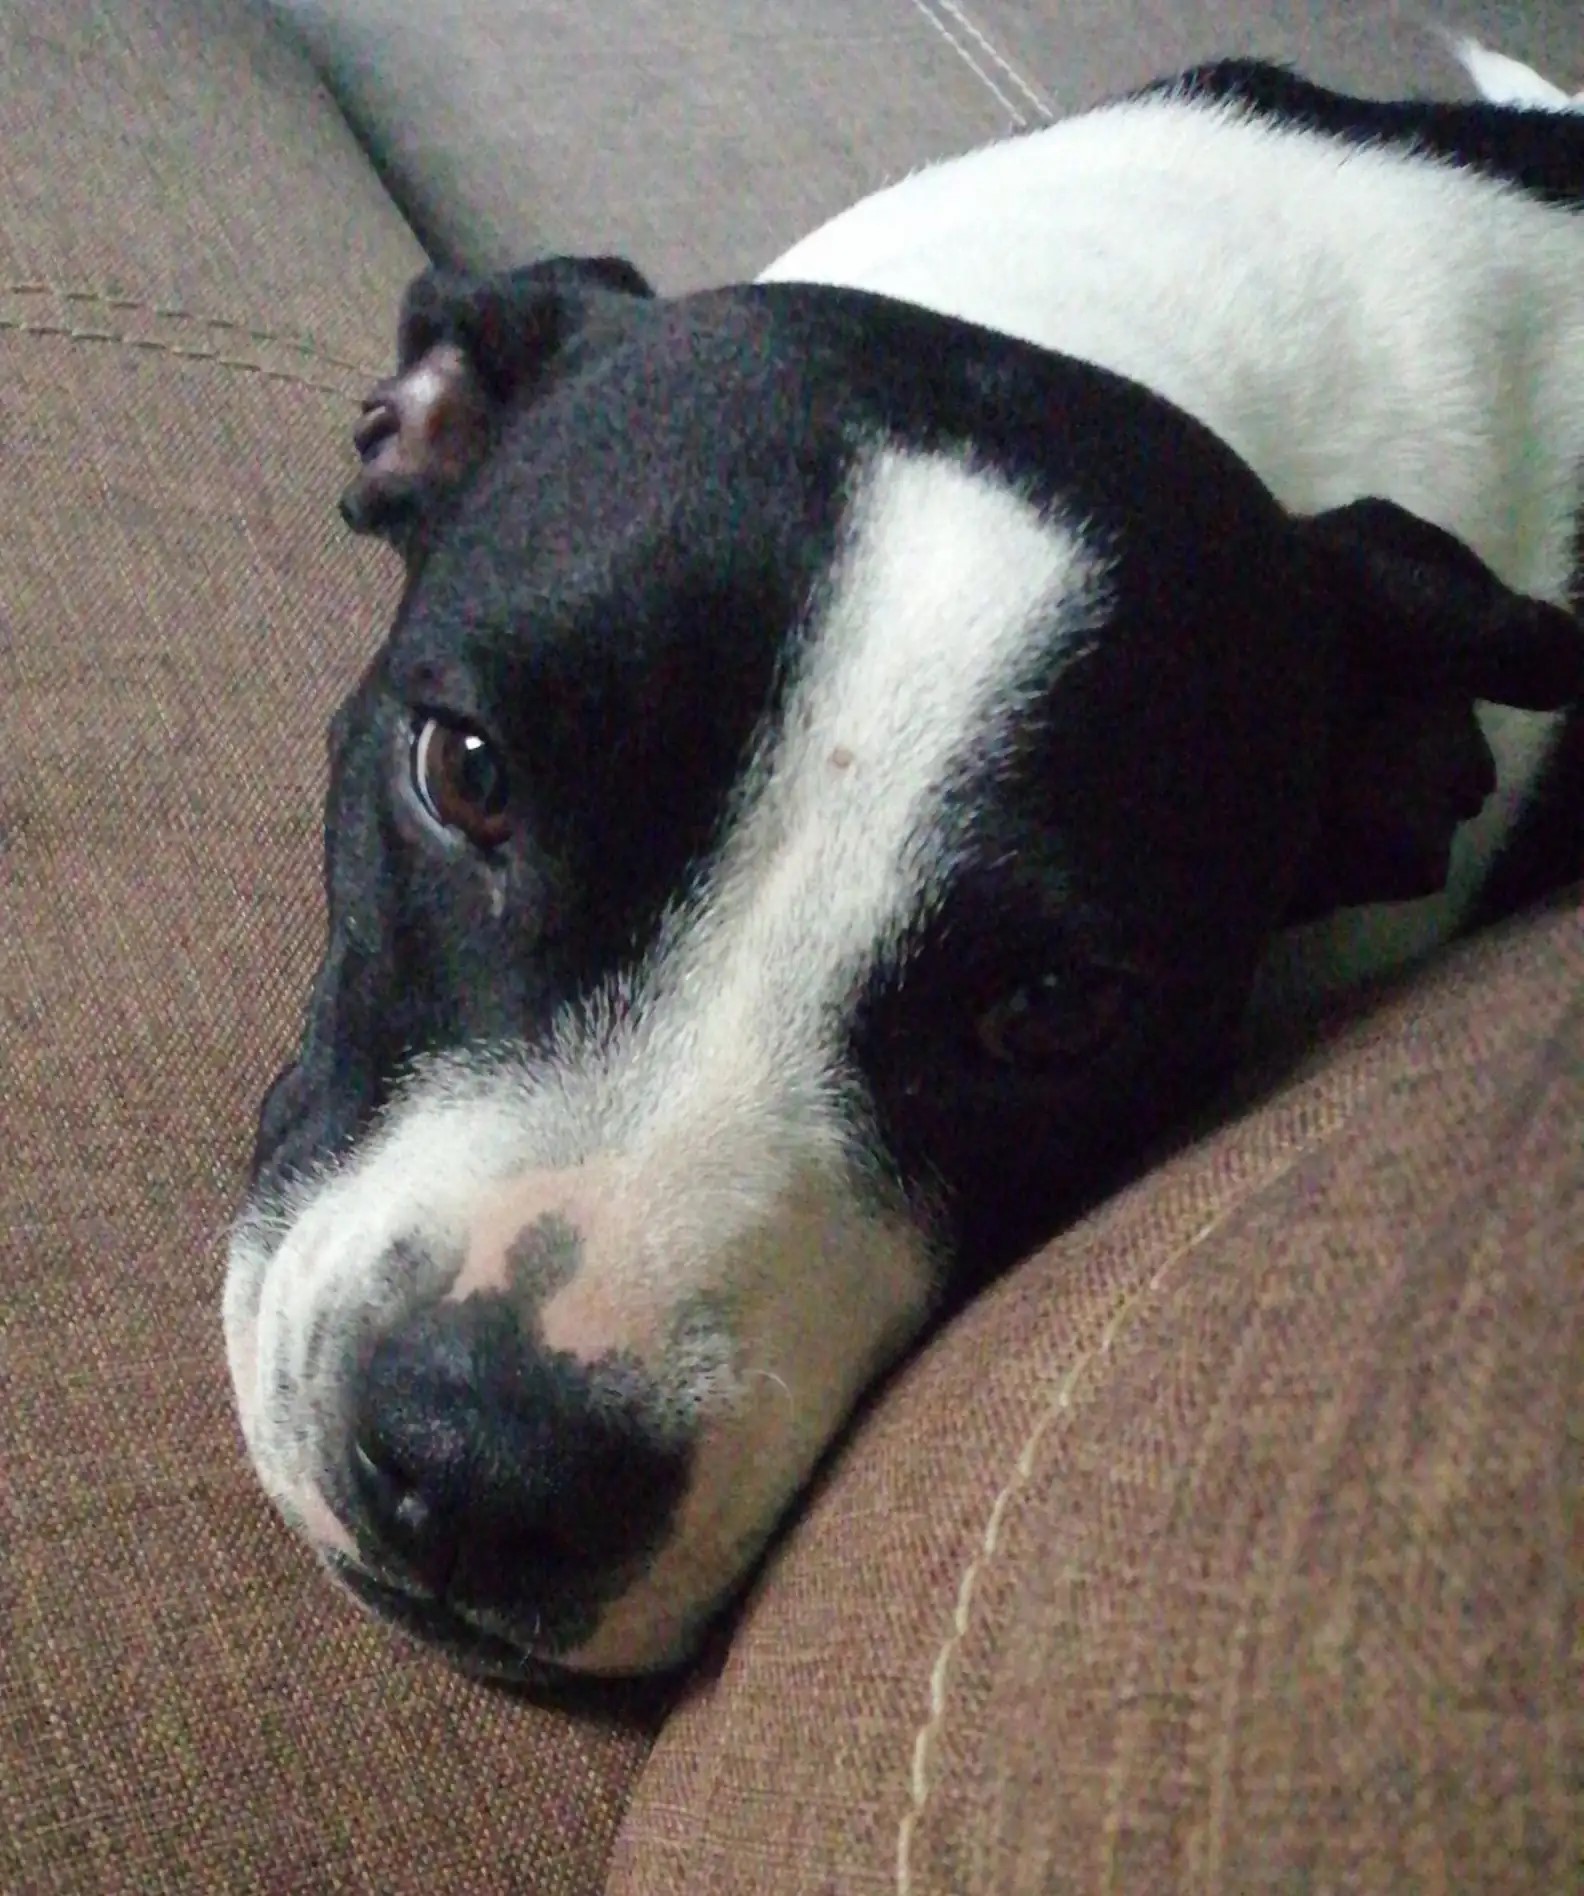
[925,0,1054,120]
[3,283,380,380]
[896,0,1038,127]
[0,317,369,400]
[892,1125,1349,1895]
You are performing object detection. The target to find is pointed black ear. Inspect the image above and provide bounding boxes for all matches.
[340,254,655,557]
[1286,497,1584,919]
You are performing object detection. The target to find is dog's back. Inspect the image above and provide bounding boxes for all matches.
[764,45,1584,995]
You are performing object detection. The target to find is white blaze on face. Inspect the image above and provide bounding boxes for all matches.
[224,445,1108,1670]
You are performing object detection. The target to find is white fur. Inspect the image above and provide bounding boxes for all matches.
[761,73,1584,998]
[227,449,1106,1667]
[1454,38,1584,112]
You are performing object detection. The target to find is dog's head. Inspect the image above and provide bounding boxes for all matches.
[225,259,1584,1676]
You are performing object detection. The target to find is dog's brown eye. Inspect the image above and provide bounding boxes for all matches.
[410,716,512,848]
[974,970,1131,1071]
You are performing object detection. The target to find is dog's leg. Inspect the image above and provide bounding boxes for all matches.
[1444,42,1584,919]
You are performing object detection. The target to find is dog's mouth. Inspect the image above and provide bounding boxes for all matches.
[327,1554,567,1680]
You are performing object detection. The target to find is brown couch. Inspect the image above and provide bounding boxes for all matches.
[3,3,1578,1889]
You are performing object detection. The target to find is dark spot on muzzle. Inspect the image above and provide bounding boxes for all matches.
[342,1290,694,1654]
[504,1212,583,1309]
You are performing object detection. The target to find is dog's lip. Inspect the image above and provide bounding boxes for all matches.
[327,1553,551,1677]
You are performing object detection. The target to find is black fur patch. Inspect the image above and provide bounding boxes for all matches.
[1142,59,1584,209]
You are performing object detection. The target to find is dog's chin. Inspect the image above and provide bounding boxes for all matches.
[326,1553,707,1681]
[332,1560,544,1679]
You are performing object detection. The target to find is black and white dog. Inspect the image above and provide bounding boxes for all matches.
[225,44,1584,1678]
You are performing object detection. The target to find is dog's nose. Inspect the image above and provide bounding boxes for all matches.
[347,1296,692,1604]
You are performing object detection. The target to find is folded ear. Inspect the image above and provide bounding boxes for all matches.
[340,254,655,557]
[1299,497,1584,708]
[1286,496,1584,918]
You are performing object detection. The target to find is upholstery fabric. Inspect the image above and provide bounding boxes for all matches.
[610,899,1583,1893]
[266,0,1581,285]
[0,4,658,1889]
[5,1,1580,1890]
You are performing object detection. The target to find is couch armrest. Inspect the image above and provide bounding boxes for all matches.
[610,897,1583,1893]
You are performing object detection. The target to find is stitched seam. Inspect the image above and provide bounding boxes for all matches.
[927,0,1054,120]
[4,282,380,378]
[898,0,1032,127]
[893,1135,1338,1895]
[0,319,366,400]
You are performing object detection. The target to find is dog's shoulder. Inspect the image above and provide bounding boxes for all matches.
[1133,57,1584,210]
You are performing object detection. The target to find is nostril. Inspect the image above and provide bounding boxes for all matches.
[348,1427,458,1596]
[348,1294,695,1620]
[351,1436,434,1544]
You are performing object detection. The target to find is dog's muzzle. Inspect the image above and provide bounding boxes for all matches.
[225,1082,936,1676]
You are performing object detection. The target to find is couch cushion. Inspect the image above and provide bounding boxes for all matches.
[0,4,658,1889]
[266,0,1014,284]
[266,0,1580,286]
[608,894,1583,1894]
